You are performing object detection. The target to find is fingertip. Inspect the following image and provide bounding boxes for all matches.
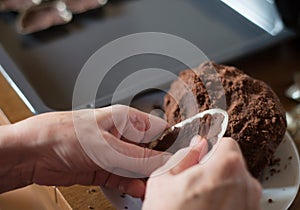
[189,135,206,146]
[189,136,208,158]
[139,114,168,144]
[119,107,168,144]
[168,138,208,175]
[119,179,146,198]
[195,139,209,161]
[219,137,241,153]
[148,113,168,125]
[189,135,201,146]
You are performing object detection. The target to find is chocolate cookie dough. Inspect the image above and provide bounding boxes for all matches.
[163,61,287,178]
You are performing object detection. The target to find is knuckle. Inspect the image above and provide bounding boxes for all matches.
[222,137,235,142]
[111,104,126,112]
[222,137,241,150]
[216,152,246,179]
[222,152,244,169]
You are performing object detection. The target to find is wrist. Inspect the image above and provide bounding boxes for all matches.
[0,122,38,193]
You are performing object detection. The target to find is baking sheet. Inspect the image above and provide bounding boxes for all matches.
[0,0,294,113]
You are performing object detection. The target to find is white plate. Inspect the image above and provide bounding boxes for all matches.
[101,132,300,210]
[260,132,300,210]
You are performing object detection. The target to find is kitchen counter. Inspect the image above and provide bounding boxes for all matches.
[1,37,300,209]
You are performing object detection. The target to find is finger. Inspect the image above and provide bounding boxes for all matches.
[60,169,146,198]
[246,177,262,210]
[33,170,101,186]
[152,136,208,177]
[35,170,146,198]
[99,131,171,176]
[170,137,208,175]
[183,137,245,179]
[219,137,242,153]
[98,105,168,143]
[102,173,146,198]
[206,137,244,165]
[189,136,209,161]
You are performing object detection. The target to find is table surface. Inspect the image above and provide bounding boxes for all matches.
[1,37,300,209]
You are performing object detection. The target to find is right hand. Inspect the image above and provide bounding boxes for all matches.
[143,137,262,210]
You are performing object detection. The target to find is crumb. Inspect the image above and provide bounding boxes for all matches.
[86,188,97,194]
[289,156,293,160]
[270,158,281,167]
[270,168,277,176]
[268,198,273,203]
[88,206,94,209]
[267,156,282,177]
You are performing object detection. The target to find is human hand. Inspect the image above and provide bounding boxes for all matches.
[0,105,170,197]
[143,137,262,210]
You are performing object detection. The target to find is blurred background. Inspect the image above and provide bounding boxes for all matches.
[0,0,298,112]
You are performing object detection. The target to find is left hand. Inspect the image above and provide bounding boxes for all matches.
[0,105,170,197]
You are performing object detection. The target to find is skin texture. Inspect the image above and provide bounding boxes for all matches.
[143,137,262,210]
[0,105,262,209]
[0,105,169,198]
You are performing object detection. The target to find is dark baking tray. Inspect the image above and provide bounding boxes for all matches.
[0,0,294,113]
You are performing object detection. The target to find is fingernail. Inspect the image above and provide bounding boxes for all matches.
[189,135,203,146]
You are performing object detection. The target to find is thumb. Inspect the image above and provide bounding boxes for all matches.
[99,105,168,144]
[151,136,208,177]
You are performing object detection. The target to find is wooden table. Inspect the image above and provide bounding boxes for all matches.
[1,37,300,209]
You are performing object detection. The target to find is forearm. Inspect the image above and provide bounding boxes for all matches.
[0,124,36,193]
